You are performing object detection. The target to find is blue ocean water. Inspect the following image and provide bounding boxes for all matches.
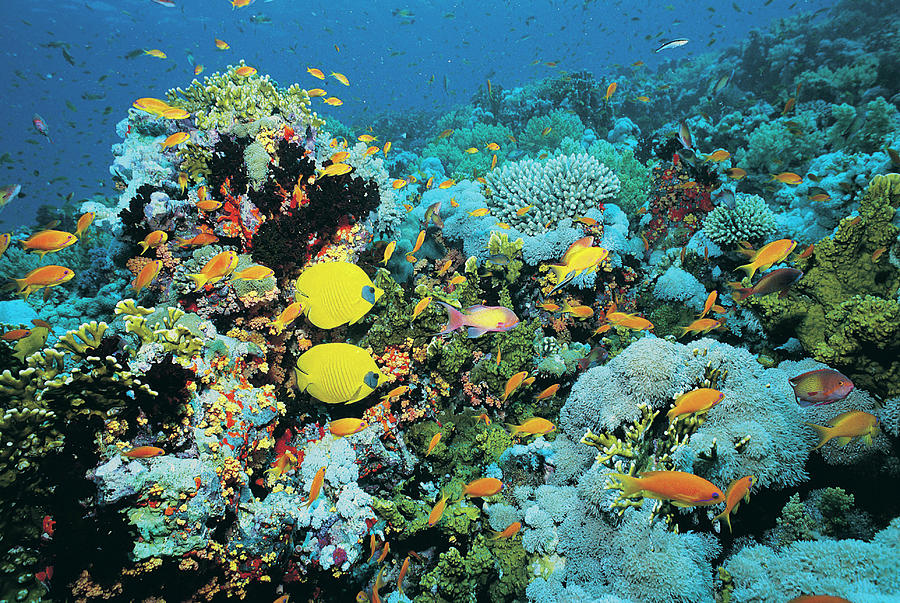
[0,0,828,227]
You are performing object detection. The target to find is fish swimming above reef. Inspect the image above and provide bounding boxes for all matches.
[20,229,78,258]
[14,265,74,299]
[789,368,854,407]
[610,470,724,507]
[12,325,49,362]
[295,342,388,404]
[435,301,519,338]
[666,388,724,423]
[0,184,22,210]
[548,236,609,294]
[712,475,755,532]
[735,238,798,278]
[730,267,803,301]
[294,261,383,329]
[806,411,878,450]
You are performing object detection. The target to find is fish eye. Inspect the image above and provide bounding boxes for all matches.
[711,493,720,499]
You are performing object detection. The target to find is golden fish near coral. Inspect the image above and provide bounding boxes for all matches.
[611,470,723,507]
[271,301,303,331]
[14,265,75,299]
[20,229,78,258]
[736,239,798,278]
[132,260,163,293]
[712,475,755,533]
[666,388,724,423]
[806,411,879,450]
[548,236,609,294]
[187,250,238,290]
[507,417,555,436]
[295,343,388,404]
[328,418,368,437]
[294,261,383,329]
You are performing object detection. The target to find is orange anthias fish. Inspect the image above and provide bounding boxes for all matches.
[271,301,303,330]
[229,265,274,282]
[502,371,529,402]
[806,411,879,450]
[476,413,491,425]
[20,230,78,258]
[176,227,219,248]
[492,521,522,539]
[712,475,755,532]
[160,132,189,149]
[381,241,397,265]
[74,212,94,238]
[463,477,503,498]
[605,311,654,331]
[679,317,725,337]
[234,65,257,77]
[412,296,433,320]
[1,329,31,342]
[411,229,426,253]
[699,291,717,318]
[14,266,75,299]
[535,383,560,401]
[187,250,238,290]
[705,150,731,162]
[560,301,594,318]
[397,556,411,596]
[507,417,555,436]
[612,470,724,507]
[303,466,327,508]
[214,38,230,50]
[122,446,165,458]
[736,239,798,278]
[381,385,408,401]
[770,172,803,185]
[428,495,448,526]
[307,67,325,79]
[132,260,163,293]
[265,450,298,480]
[331,72,350,86]
[323,97,343,106]
[425,432,441,456]
[666,388,724,422]
[604,81,617,100]
[329,418,368,437]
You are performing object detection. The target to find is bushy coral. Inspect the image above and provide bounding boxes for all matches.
[484,153,620,235]
[167,62,323,131]
[725,518,900,602]
[702,193,778,246]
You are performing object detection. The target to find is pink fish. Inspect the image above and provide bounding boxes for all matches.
[436,301,519,338]
[32,114,52,143]
[789,368,854,407]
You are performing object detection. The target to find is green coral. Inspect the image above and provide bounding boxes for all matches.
[485,232,524,282]
[826,98,899,153]
[518,109,585,153]
[816,487,855,536]
[421,122,514,180]
[745,174,900,396]
[415,537,494,603]
[243,140,270,189]
[115,299,204,360]
[702,193,777,246]
[738,110,820,176]
[775,493,817,545]
[795,54,879,104]
[167,61,324,131]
